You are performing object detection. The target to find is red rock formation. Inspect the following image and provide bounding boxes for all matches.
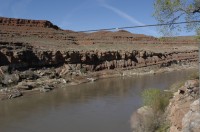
[0,17,198,46]
[0,16,198,72]
[0,41,198,72]
[0,17,59,29]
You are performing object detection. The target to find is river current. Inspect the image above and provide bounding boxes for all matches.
[0,69,196,132]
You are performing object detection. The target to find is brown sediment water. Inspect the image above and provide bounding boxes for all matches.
[0,69,197,132]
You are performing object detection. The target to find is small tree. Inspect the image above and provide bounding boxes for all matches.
[142,89,172,112]
[141,89,172,131]
[153,0,200,36]
[153,0,200,84]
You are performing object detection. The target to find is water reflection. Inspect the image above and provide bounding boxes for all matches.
[0,69,197,132]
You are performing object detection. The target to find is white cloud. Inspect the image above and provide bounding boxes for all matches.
[98,1,158,35]
[101,4,145,26]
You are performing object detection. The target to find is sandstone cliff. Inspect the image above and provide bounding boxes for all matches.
[0,16,198,72]
[0,41,198,72]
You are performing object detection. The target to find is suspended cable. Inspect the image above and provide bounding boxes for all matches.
[78,20,200,32]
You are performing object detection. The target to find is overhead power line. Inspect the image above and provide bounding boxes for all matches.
[78,20,200,32]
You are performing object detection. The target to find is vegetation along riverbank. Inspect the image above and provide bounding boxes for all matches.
[131,72,199,132]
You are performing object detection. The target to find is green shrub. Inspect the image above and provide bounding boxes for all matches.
[188,72,199,80]
[169,81,185,92]
[80,67,87,74]
[155,122,170,132]
[142,89,172,113]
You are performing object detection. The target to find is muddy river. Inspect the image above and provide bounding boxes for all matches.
[0,69,196,132]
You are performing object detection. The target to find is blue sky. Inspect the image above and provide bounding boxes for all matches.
[0,0,196,36]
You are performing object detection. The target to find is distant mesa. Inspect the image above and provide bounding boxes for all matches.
[0,16,60,30]
[0,16,198,46]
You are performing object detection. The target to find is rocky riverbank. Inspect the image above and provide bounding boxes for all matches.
[130,77,199,132]
[167,79,199,132]
[0,60,198,101]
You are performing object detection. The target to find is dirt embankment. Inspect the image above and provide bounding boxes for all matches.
[0,17,198,100]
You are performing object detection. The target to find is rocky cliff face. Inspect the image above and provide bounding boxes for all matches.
[0,41,198,72]
[167,79,199,132]
[182,99,200,132]
[0,17,59,29]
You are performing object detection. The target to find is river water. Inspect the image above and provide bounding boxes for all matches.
[0,69,197,132]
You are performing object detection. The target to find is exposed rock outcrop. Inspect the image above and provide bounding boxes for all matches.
[182,99,200,132]
[167,79,199,132]
[0,41,198,72]
[130,106,155,132]
[0,17,59,29]
[130,79,199,132]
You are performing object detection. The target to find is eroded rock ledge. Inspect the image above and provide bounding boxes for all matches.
[0,17,59,29]
[0,42,198,71]
[0,41,198,100]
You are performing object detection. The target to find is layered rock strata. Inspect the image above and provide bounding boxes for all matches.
[0,17,198,46]
[0,41,198,72]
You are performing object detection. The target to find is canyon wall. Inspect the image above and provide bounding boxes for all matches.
[0,42,197,72]
[0,17,59,29]
[0,17,198,73]
[0,17,198,46]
